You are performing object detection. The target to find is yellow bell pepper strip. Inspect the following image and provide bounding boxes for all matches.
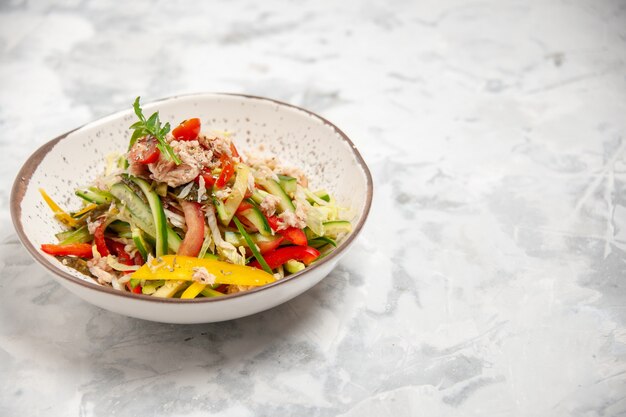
[132,255,276,286]
[39,188,78,227]
[71,203,98,219]
[180,281,206,299]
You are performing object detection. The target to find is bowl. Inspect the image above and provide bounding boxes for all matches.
[10,93,373,323]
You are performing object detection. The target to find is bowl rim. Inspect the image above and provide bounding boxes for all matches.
[10,92,373,304]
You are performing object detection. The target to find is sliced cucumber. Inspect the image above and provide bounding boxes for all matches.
[132,227,151,261]
[129,177,168,257]
[308,236,337,249]
[237,199,272,236]
[142,280,166,295]
[216,164,250,226]
[110,183,156,235]
[200,287,226,297]
[322,220,352,238]
[314,190,331,202]
[277,174,297,197]
[56,225,91,244]
[152,280,186,298]
[110,182,181,254]
[285,259,305,274]
[108,220,131,234]
[250,189,270,205]
[75,187,114,204]
[256,178,295,213]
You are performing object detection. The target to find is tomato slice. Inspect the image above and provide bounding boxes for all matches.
[41,243,93,258]
[177,201,205,257]
[128,136,160,164]
[215,156,235,189]
[172,118,201,141]
[236,200,255,213]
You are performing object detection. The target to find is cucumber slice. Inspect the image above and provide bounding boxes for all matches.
[322,220,352,238]
[129,177,168,257]
[238,199,272,236]
[256,178,295,213]
[56,225,91,244]
[216,164,250,226]
[110,183,156,235]
[250,189,269,205]
[307,236,337,249]
[108,220,131,235]
[142,280,165,295]
[277,175,297,197]
[152,280,186,298]
[285,259,305,274]
[110,182,181,253]
[75,187,114,204]
[314,190,331,202]
[200,287,226,297]
[132,227,151,261]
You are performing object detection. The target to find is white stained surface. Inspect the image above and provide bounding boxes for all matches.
[1,0,626,416]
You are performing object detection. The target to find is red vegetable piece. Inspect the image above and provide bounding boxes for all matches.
[257,236,284,254]
[215,156,234,189]
[194,169,216,188]
[236,200,255,213]
[128,136,160,164]
[266,215,280,231]
[281,227,307,246]
[106,238,133,265]
[41,243,94,258]
[94,222,110,256]
[249,246,320,270]
[132,285,142,294]
[172,118,201,141]
[177,201,205,257]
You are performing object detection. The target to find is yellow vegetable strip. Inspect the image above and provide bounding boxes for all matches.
[180,281,206,299]
[132,255,276,286]
[72,203,98,218]
[39,188,78,227]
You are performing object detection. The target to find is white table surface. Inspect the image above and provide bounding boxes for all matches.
[1,0,626,415]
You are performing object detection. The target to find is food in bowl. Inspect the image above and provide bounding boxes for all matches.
[39,97,353,299]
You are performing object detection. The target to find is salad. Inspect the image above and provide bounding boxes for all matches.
[39,98,352,299]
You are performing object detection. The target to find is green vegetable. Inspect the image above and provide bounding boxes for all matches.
[237,199,272,236]
[277,174,297,197]
[285,259,305,274]
[56,225,91,244]
[256,178,295,212]
[129,177,168,257]
[129,96,180,165]
[132,227,151,261]
[233,217,272,275]
[216,164,250,226]
[75,187,114,204]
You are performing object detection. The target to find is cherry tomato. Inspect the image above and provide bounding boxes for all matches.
[172,118,201,141]
[128,136,160,164]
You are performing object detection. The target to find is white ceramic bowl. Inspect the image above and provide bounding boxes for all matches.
[10,93,373,323]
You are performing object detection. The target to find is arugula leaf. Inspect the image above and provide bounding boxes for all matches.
[128,97,181,165]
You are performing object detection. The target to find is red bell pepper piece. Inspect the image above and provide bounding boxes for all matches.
[236,200,255,213]
[172,118,201,141]
[106,238,133,265]
[280,227,307,246]
[41,243,93,258]
[266,215,306,246]
[177,201,205,257]
[249,246,320,270]
[132,285,142,294]
[256,236,284,254]
[94,222,110,256]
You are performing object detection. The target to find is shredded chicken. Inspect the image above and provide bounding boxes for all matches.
[259,194,281,217]
[192,267,216,285]
[87,253,116,284]
[279,166,308,187]
[277,208,306,230]
[214,187,232,200]
[147,140,213,187]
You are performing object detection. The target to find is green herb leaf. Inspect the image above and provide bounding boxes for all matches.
[128,96,180,165]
